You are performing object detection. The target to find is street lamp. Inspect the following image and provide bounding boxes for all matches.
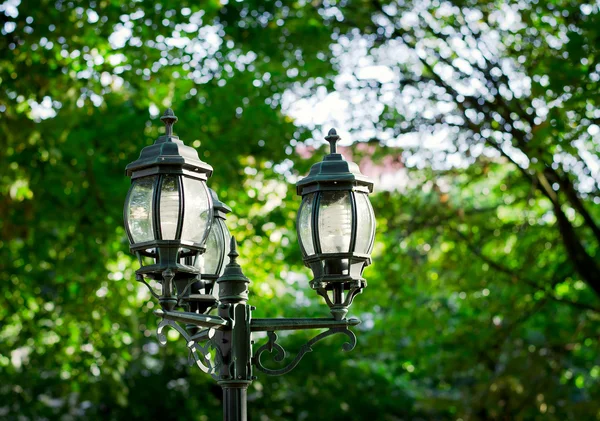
[188,188,232,319]
[124,109,376,421]
[296,128,376,321]
[124,108,213,311]
[194,188,232,286]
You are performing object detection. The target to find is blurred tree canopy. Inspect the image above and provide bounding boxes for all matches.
[1,0,599,420]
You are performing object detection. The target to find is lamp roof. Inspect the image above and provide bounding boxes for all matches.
[125,108,213,179]
[296,128,373,195]
[209,188,232,219]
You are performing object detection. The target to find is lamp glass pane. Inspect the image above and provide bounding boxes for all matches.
[221,222,231,274]
[194,219,230,278]
[318,191,352,253]
[159,176,180,240]
[354,193,375,254]
[201,221,224,275]
[297,193,315,256]
[181,177,212,244]
[127,177,155,244]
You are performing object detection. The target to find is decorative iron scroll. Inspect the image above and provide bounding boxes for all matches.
[157,319,221,379]
[136,274,161,300]
[252,328,357,376]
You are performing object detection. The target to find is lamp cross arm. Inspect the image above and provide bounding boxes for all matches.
[251,319,359,376]
[154,309,230,330]
[250,317,360,332]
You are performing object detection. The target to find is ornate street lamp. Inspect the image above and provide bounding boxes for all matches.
[123,110,376,421]
[296,128,375,320]
[187,189,232,318]
[194,189,232,288]
[124,108,213,311]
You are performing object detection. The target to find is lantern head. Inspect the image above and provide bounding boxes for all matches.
[187,189,232,315]
[296,129,375,320]
[124,109,213,310]
[194,188,232,284]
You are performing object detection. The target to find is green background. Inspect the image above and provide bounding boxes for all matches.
[1,0,599,419]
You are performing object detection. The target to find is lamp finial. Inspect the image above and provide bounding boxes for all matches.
[160,108,178,136]
[325,128,340,154]
[228,236,239,264]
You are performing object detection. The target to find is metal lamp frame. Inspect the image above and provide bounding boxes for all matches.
[195,188,232,283]
[295,129,376,320]
[124,113,376,421]
[124,109,214,310]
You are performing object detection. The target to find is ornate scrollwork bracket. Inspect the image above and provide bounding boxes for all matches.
[136,274,161,300]
[156,310,228,380]
[157,319,221,378]
[252,327,357,376]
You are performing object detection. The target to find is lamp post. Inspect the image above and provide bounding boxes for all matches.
[123,109,376,421]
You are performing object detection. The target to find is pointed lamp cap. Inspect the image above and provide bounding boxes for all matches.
[324,128,340,154]
[160,108,178,136]
[217,237,249,284]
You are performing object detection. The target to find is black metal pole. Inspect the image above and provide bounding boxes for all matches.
[216,240,253,421]
[221,381,250,421]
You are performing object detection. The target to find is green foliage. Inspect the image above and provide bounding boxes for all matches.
[1,0,600,420]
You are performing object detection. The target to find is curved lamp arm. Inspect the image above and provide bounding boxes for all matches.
[250,317,360,376]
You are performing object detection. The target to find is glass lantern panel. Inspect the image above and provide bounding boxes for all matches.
[221,222,231,275]
[354,193,376,254]
[297,193,315,256]
[159,176,180,240]
[127,177,155,244]
[211,227,229,297]
[199,221,224,275]
[318,191,352,253]
[181,177,212,244]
